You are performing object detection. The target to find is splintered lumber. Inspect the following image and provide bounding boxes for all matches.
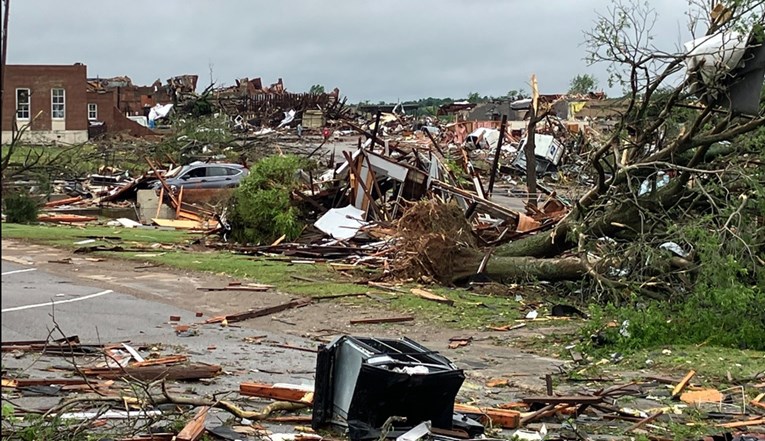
[680,388,724,404]
[751,393,765,410]
[350,316,414,325]
[81,363,221,381]
[239,382,314,404]
[38,214,97,223]
[176,406,209,441]
[453,403,520,429]
[716,418,765,428]
[44,196,83,207]
[671,370,696,398]
[522,395,603,405]
[2,378,97,387]
[1,335,80,352]
[206,298,312,324]
[626,410,664,433]
[410,288,454,306]
[131,355,188,367]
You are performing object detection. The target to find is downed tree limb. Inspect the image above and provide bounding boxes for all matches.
[449,251,585,284]
[44,384,308,422]
[205,298,312,324]
[80,363,221,381]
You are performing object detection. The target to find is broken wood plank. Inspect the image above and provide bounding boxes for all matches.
[311,292,365,301]
[44,196,83,207]
[81,363,221,381]
[239,383,313,403]
[522,395,603,405]
[453,403,520,429]
[131,355,188,367]
[716,418,765,428]
[206,298,312,324]
[489,323,527,332]
[410,288,454,306]
[671,370,696,399]
[680,388,724,404]
[626,410,664,433]
[349,316,414,325]
[176,406,209,441]
[367,281,405,293]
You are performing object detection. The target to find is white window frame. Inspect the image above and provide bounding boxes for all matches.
[51,88,65,120]
[88,103,98,120]
[16,88,31,120]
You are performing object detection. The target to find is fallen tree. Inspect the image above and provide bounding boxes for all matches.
[404,1,765,305]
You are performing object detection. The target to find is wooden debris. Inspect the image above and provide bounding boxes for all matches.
[349,316,414,325]
[239,382,313,403]
[626,410,664,433]
[206,298,312,324]
[176,406,209,441]
[81,363,221,381]
[132,355,188,367]
[448,336,473,349]
[489,323,527,332]
[44,196,83,207]
[38,213,97,223]
[716,417,765,428]
[671,370,696,399]
[410,288,454,306]
[751,393,765,410]
[453,403,520,429]
[522,395,603,405]
[680,388,724,404]
[486,378,510,387]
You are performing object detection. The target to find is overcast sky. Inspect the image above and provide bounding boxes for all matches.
[6,0,694,102]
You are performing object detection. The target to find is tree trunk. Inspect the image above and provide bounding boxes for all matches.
[450,253,585,284]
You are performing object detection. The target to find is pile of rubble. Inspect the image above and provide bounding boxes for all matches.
[3,333,763,440]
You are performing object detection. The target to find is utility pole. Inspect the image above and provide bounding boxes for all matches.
[1,0,10,114]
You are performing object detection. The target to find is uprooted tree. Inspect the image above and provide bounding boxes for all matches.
[420,2,765,307]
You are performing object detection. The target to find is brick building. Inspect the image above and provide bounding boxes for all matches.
[1,64,89,144]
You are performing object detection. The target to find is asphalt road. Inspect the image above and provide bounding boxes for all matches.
[1,260,196,343]
[0,259,319,391]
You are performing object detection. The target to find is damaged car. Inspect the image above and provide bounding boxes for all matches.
[153,162,249,193]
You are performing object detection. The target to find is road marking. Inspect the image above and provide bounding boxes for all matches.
[1,268,37,276]
[1,289,114,313]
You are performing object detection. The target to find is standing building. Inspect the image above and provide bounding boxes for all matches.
[1,63,89,144]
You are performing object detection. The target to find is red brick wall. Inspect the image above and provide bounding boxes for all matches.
[1,64,88,132]
[86,90,118,127]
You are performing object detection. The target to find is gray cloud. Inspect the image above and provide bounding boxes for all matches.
[7,0,692,102]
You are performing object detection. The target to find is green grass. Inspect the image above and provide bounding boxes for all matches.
[1,223,191,248]
[617,345,765,384]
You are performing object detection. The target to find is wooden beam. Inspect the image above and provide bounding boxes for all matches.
[671,370,696,399]
[205,298,312,324]
[453,403,520,429]
[176,406,209,441]
[350,316,414,325]
[239,382,313,403]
